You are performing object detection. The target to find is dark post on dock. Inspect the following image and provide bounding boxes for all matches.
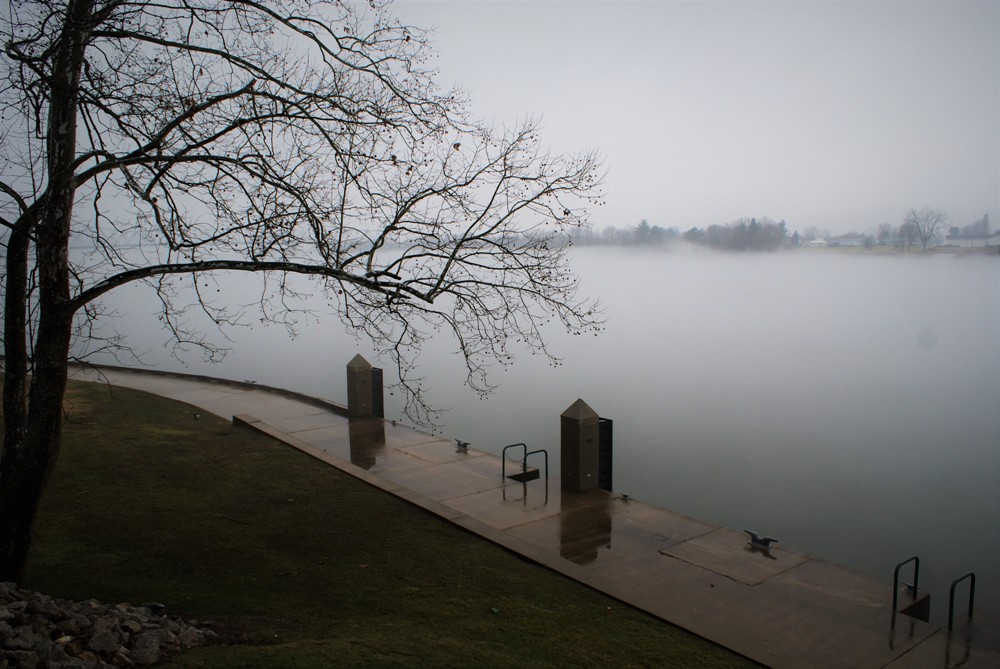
[346,354,384,418]
[598,417,613,492]
[561,398,601,492]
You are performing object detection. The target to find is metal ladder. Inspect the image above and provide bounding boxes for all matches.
[502,442,548,483]
[892,556,978,629]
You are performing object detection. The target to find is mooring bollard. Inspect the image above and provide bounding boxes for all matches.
[561,398,600,492]
[346,354,383,417]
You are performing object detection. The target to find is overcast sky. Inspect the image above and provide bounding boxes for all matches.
[392,0,999,236]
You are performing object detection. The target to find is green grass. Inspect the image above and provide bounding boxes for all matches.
[13,380,759,668]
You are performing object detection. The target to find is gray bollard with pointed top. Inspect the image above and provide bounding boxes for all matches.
[347,354,374,417]
[561,398,601,492]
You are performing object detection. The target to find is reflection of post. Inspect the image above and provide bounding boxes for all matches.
[944,626,972,668]
[888,609,918,652]
[559,497,612,564]
[561,399,600,492]
[348,418,385,470]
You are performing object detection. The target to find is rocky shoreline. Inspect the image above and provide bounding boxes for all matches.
[0,582,217,668]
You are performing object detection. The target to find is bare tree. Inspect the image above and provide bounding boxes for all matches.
[903,207,948,251]
[0,0,603,579]
[897,220,918,251]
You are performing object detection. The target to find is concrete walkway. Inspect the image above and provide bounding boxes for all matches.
[69,365,1000,669]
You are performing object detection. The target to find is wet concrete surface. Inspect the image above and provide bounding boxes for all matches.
[69,364,1000,669]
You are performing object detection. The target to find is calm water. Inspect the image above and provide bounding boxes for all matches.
[81,247,1000,620]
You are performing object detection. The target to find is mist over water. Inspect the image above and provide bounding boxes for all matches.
[82,247,1000,621]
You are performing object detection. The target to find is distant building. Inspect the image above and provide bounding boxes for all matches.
[945,231,1000,248]
[827,234,868,248]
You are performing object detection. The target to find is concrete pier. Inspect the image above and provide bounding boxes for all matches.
[68,364,1000,669]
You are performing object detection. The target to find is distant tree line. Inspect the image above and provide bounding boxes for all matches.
[875,207,958,251]
[571,207,989,253]
[947,214,991,246]
[682,217,787,251]
[571,219,681,246]
[571,217,788,251]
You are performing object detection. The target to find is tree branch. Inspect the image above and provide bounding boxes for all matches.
[66,259,424,315]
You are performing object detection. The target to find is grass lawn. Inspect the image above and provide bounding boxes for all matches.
[13,379,760,668]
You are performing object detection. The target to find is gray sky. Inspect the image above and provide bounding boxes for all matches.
[392,0,999,236]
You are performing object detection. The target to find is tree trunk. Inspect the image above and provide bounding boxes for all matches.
[0,0,92,581]
[0,299,76,579]
[0,223,32,580]
[0,424,66,581]
[3,226,30,448]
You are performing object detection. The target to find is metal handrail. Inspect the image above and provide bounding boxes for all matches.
[525,449,548,481]
[501,442,548,481]
[892,556,920,613]
[502,443,528,480]
[948,572,976,630]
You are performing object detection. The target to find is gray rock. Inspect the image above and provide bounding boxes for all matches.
[4,626,45,652]
[129,633,162,666]
[0,583,26,600]
[176,627,201,649]
[1,649,39,669]
[90,616,120,632]
[24,598,48,616]
[37,639,73,663]
[0,584,210,666]
[48,661,94,669]
[120,619,143,636]
[158,618,181,635]
[87,628,122,655]
[137,628,174,647]
[55,616,84,636]
[111,649,135,667]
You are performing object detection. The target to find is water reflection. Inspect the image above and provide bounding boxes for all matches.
[558,496,612,565]
[887,612,920,651]
[501,478,549,506]
[79,248,1000,617]
[347,417,385,470]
